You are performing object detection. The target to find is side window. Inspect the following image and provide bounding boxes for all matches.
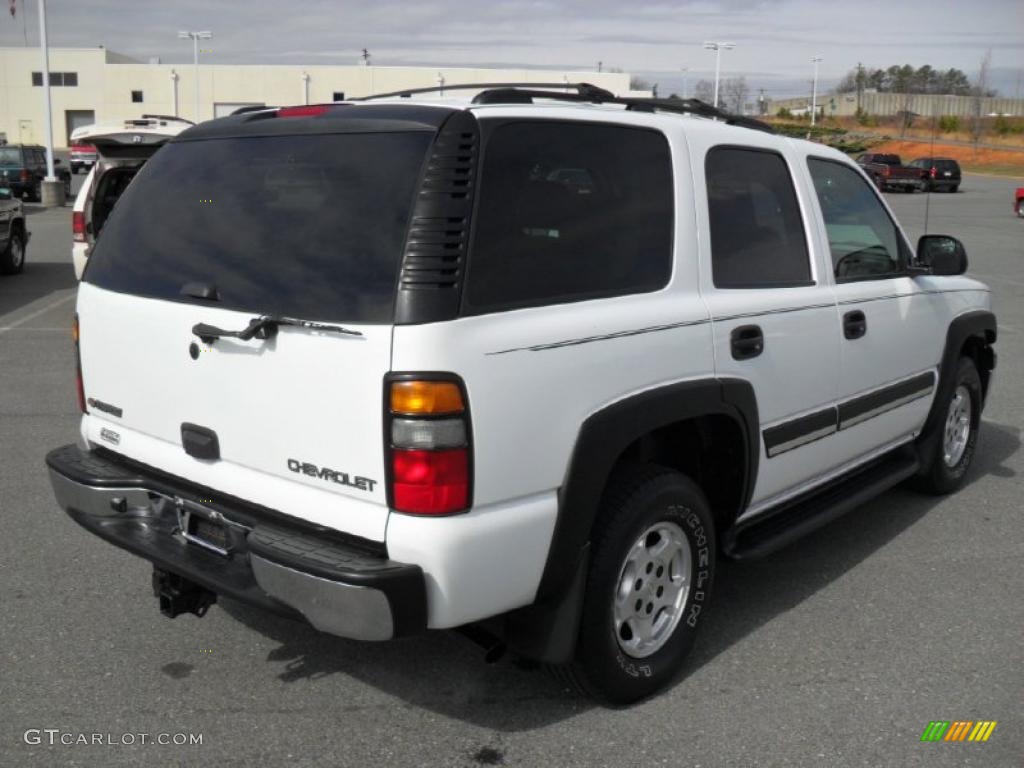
[807,157,907,281]
[705,147,811,288]
[463,121,673,314]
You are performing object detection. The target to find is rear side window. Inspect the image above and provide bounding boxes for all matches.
[463,121,673,314]
[85,132,432,323]
[705,147,811,288]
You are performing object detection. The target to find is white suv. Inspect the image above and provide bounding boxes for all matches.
[70,116,192,280]
[46,86,997,704]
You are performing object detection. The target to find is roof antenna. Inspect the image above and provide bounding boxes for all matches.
[923,102,937,236]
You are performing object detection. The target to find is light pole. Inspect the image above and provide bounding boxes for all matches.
[36,0,56,186]
[178,30,212,122]
[810,55,822,126]
[703,41,735,108]
[680,67,689,99]
[301,71,310,104]
[170,70,179,116]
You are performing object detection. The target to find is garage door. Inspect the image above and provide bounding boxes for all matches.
[65,110,96,145]
[214,102,265,118]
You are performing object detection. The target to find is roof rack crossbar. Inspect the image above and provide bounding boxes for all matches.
[351,81,615,102]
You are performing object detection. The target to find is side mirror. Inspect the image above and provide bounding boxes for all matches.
[0,187,11,200]
[917,234,967,276]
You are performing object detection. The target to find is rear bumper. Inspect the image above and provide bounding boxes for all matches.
[46,445,426,640]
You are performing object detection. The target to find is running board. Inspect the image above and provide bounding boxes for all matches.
[723,448,920,560]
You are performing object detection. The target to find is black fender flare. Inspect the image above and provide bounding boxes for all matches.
[501,378,758,663]
[916,309,996,462]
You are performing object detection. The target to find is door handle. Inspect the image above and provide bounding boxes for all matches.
[843,310,867,340]
[730,324,764,360]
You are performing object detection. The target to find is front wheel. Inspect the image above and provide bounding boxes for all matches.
[914,357,981,494]
[555,467,715,705]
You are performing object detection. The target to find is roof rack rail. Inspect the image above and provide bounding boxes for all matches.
[353,81,772,134]
[351,81,616,102]
[139,114,197,125]
[468,87,775,133]
[228,105,276,116]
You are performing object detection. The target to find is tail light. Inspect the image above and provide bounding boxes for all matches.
[20,169,31,182]
[387,378,471,515]
[73,314,87,413]
[72,211,86,242]
[881,165,890,177]
[930,166,938,179]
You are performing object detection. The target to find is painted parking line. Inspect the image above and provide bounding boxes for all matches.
[0,292,76,336]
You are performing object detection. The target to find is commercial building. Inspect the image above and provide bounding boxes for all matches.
[0,46,633,147]
[771,90,1024,118]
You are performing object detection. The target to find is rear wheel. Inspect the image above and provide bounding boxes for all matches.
[63,178,72,198]
[0,230,26,275]
[554,466,715,705]
[914,357,981,494]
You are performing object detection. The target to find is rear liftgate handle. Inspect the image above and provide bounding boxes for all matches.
[730,324,764,360]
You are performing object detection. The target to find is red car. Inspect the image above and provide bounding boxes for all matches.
[1016,187,1024,218]
[69,141,97,174]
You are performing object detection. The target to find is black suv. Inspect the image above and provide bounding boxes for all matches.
[909,157,961,193]
[0,144,72,201]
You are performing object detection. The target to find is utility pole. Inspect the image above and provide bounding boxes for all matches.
[856,61,864,114]
[680,67,689,99]
[758,87,767,115]
[810,55,822,126]
[597,60,602,73]
[703,41,735,108]
[361,48,371,66]
[178,30,212,122]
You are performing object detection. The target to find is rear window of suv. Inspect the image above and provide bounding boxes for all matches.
[85,132,432,323]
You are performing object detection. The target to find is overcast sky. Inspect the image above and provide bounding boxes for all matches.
[2,0,1022,97]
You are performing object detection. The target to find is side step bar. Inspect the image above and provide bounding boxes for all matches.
[723,448,920,560]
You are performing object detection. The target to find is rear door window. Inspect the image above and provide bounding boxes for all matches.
[85,132,432,323]
[705,147,812,288]
[463,121,673,314]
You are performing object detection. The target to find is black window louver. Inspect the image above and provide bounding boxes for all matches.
[395,111,479,324]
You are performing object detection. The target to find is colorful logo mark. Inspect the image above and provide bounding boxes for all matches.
[920,721,997,742]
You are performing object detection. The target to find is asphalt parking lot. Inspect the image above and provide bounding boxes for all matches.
[1,173,1021,768]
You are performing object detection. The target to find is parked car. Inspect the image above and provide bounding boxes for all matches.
[69,140,98,174]
[0,143,72,201]
[908,157,961,193]
[1015,187,1024,217]
[70,115,192,279]
[45,89,996,705]
[0,183,30,274]
[856,152,925,192]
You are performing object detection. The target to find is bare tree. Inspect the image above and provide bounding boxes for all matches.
[722,76,749,113]
[970,50,991,146]
[694,79,715,103]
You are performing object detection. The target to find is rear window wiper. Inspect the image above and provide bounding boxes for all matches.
[192,315,363,344]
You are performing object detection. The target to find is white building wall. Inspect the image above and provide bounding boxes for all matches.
[0,47,632,147]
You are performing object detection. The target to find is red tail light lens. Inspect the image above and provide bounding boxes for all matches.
[930,167,938,179]
[392,449,468,514]
[20,169,31,182]
[72,211,86,242]
[73,315,86,413]
[387,377,471,515]
[277,105,329,118]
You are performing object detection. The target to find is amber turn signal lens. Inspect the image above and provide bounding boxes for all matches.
[72,315,79,344]
[390,380,464,415]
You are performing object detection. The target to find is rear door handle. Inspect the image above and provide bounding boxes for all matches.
[843,310,867,340]
[730,324,764,360]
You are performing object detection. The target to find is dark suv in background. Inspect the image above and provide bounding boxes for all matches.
[909,157,962,193]
[0,144,72,201]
